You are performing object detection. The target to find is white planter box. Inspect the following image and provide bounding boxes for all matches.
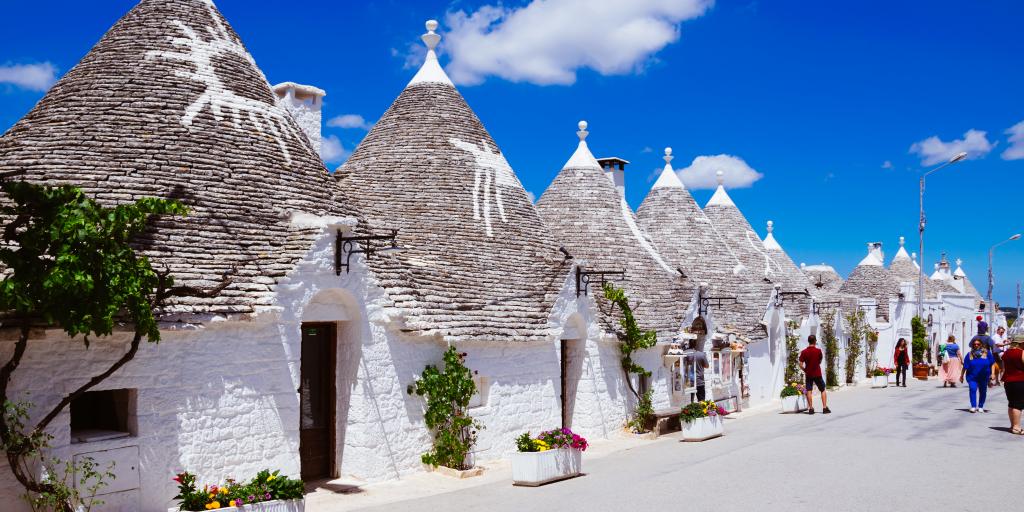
[780,394,807,413]
[872,375,889,388]
[511,448,582,486]
[170,499,304,512]
[681,415,724,442]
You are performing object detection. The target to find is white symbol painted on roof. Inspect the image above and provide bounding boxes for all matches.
[450,138,523,237]
[146,2,301,164]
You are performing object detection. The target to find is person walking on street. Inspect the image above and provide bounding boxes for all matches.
[1000,335,1024,435]
[942,335,963,388]
[968,321,997,389]
[961,338,996,413]
[893,338,910,387]
[800,335,830,414]
[991,326,1007,387]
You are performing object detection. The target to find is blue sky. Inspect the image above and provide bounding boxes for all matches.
[2,0,1022,305]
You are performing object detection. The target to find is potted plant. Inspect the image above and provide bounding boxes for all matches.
[679,400,727,441]
[170,470,304,511]
[510,428,588,486]
[871,367,892,388]
[779,382,807,413]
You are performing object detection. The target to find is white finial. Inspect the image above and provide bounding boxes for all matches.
[899,236,905,247]
[934,263,939,270]
[577,120,589,141]
[664,147,673,165]
[800,262,806,269]
[716,170,724,185]
[956,258,963,266]
[912,252,917,259]
[422,20,441,52]
[767,220,774,233]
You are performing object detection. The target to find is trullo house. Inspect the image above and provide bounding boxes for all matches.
[636,149,771,408]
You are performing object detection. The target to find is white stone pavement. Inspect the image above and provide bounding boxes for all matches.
[307,380,1017,512]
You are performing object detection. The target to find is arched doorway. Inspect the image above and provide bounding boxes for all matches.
[299,288,359,481]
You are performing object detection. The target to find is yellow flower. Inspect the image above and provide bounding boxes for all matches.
[220,487,228,495]
[229,500,237,507]
[211,502,220,509]
[209,494,215,499]
[267,474,276,481]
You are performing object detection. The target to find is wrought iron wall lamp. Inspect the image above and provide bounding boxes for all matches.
[335,229,403,275]
[576,267,625,297]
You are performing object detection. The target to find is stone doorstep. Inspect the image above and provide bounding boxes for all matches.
[427,464,485,479]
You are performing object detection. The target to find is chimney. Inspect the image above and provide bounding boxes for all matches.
[597,157,629,198]
[271,82,326,153]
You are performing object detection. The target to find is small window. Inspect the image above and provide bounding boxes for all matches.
[70,389,136,444]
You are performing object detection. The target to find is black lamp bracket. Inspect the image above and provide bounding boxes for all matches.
[576,267,625,297]
[335,229,400,275]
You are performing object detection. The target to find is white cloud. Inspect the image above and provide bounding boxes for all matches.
[442,0,713,85]
[881,160,893,169]
[320,135,349,163]
[1002,120,1024,160]
[0,62,57,91]
[677,154,763,189]
[327,114,372,130]
[909,129,993,166]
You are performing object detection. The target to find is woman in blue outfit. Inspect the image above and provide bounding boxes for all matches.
[960,338,996,413]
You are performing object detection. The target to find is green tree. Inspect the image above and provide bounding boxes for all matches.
[407,346,482,470]
[844,310,867,384]
[911,316,928,364]
[784,320,802,385]
[821,311,840,388]
[603,283,658,432]
[0,181,222,510]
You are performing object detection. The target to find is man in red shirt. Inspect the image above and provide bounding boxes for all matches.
[799,335,831,414]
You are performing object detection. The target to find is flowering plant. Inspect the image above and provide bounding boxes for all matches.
[871,367,893,377]
[679,400,728,423]
[779,381,806,398]
[515,428,588,452]
[172,469,303,510]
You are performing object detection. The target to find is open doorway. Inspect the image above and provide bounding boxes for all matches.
[300,322,337,481]
[560,338,585,430]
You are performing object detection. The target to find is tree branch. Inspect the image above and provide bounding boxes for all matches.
[0,322,31,439]
[31,330,143,436]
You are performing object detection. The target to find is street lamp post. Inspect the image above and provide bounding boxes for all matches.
[988,233,1022,327]
[918,152,968,321]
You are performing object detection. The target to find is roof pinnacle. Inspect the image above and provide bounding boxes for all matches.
[899,236,905,247]
[664,147,673,165]
[422,20,440,52]
[716,170,724,185]
[767,220,774,234]
[577,120,589,141]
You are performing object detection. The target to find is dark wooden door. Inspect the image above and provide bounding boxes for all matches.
[300,323,336,480]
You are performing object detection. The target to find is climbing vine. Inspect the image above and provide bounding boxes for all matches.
[784,320,801,384]
[603,283,657,431]
[865,330,879,376]
[821,311,839,388]
[911,316,928,364]
[844,310,867,384]
[407,346,483,470]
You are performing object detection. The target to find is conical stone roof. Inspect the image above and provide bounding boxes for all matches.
[839,243,899,321]
[703,174,812,318]
[637,149,765,339]
[0,0,349,318]
[762,221,815,296]
[335,21,567,342]
[953,259,984,305]
[801,264,844,294]
[536,126,688,342]
[888,237,956,299]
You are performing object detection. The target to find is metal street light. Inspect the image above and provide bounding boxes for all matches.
[918,151,968,320]
[988,233,1022,327]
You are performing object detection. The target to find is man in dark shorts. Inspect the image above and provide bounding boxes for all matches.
[687,341,710,401]
[799,335,830,414]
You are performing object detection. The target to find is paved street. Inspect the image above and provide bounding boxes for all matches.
[312,381,1017,512]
